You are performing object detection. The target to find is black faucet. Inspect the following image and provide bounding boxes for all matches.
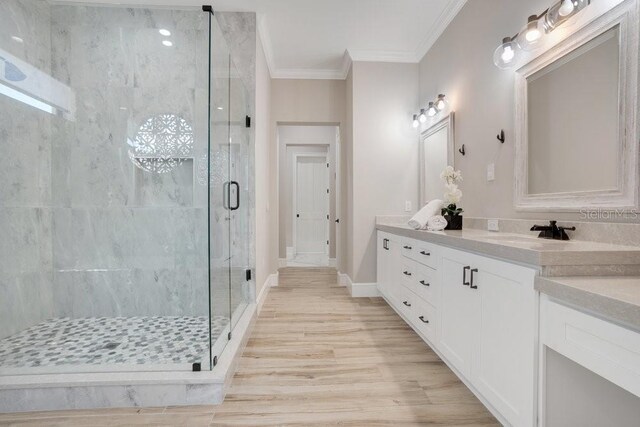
[530,220,576,241]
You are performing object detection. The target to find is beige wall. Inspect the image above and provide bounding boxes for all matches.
[350,61,420,283]
[255,31,277,295]
[416,0,624,223]
[270,79,347,263]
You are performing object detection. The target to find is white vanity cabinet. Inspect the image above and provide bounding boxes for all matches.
[377,230,538,427]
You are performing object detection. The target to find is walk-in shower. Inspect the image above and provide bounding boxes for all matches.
[0,0,254,384]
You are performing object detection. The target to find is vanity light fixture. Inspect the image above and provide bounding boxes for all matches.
[419,109,427,123]
[411,93,447,126]
[493,0,591,69]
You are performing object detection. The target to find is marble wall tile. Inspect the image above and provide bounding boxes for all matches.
[52,268,208,318]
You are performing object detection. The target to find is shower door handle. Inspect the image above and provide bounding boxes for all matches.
[230,181,240,211]
[223,182,230,210]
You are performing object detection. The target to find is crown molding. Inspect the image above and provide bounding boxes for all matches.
[347,49,417,63]
[262,0,467,80]
[414,0,467,62]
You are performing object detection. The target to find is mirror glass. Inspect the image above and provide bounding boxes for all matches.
[420,114,454,206]
[527,25,620,195]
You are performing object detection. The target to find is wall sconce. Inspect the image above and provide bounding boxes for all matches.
[412,94,447,128]
[493,0,590,69]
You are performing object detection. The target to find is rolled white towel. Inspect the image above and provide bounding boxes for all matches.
[408,199,444,230]
[426,215,448,231]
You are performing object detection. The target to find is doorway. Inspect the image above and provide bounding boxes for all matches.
[277,125,339,268]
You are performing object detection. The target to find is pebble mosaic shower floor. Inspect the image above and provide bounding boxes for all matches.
[0,316,229,369]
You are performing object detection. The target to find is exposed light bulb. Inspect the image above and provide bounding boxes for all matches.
[419,109,427,123]
[427,102,437,117]
[412,115,419,128]
[558,0,575,16]
[502,45,515,62]
[159,29,171,36]
[435,94,446,111]
[525,27,541,42]
[162,40,173,47]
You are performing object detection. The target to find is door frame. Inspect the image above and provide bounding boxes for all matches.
[292,153,329,255]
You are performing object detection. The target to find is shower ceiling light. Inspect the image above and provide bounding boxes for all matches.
[162,40,173,47]
[159,29,171,36]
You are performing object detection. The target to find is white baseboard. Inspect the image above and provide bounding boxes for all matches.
[350,282,380,297]
[286,247,295,260]
[278,258,287,268]
[337,272,379,297]
[328,258,336,267]
[257,272,278,314]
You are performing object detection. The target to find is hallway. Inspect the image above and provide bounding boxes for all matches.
[0,268,498,426]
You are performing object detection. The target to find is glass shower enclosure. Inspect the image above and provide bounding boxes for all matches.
[0,0,253,375]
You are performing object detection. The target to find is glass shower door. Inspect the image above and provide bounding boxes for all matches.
[229,66,252,331]
[208,15,231,366]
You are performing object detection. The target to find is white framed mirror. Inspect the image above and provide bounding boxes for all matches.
[514,0,639,211]
[419,113,455,207]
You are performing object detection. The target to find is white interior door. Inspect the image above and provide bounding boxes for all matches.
[295,156,328,254]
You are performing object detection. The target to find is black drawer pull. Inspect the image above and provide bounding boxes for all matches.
[470,268,479,289]
[403,245,412,250]
[403,301,411,307]
[403,271,412,276]
[419,280,430,287]
[420,251,430,256]
[463,266,471,286]
[418,316,429,324]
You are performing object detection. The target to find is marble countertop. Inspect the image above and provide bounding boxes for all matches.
[535,276,640,330]
[376,223,640,267]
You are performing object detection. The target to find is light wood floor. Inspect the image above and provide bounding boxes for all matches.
[0,267,498,426]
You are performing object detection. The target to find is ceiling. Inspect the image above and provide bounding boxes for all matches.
[57,0,467,79]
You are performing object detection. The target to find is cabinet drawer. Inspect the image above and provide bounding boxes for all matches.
[411,297,437,343]
[400,239,416,259]
[394,285,415,316]
[409,264,438,307]
[413,242,438,269]
[400,260,416,287]
[541,296,640,398]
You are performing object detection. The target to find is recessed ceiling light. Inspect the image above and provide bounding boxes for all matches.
[217,107,224,110]
[162,40,173,47]
[11,36,24,43]
[159,29,171,36]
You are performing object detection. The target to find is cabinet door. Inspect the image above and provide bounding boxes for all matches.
[470,257,536,427]
[439,250,477,377]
